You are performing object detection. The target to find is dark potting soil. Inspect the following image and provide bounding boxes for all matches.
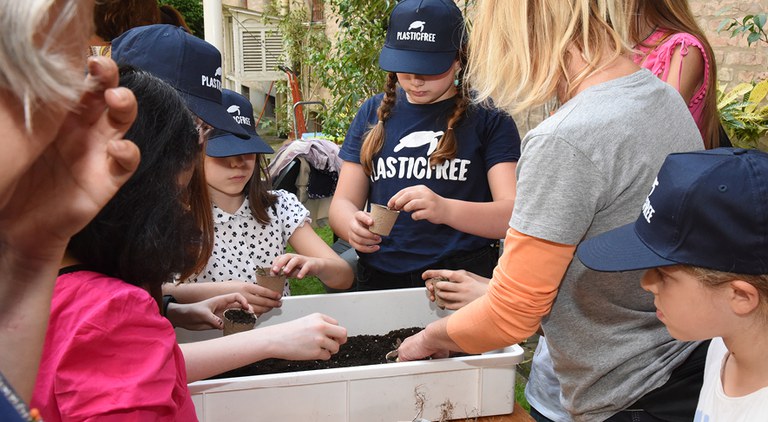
[224,309,256,324]
[211,327,424,379]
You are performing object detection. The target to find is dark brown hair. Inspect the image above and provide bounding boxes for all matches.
[186,154,214,280]
[94,0,160,41]
[246,155,278,224]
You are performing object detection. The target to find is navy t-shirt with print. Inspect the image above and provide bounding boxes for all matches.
[340,89,521,273]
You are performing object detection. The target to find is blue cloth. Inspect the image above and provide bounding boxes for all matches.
[339,89,520,273]
[0,372,30,422]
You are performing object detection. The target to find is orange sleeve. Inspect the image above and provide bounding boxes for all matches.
[446,227,576,353]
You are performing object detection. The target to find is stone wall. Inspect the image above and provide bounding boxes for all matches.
[690,0,767,85]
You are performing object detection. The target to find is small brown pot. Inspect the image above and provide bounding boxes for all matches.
[369,203,400,236]
[425,277,452,310]
[256,267,287,294]
[222,308,256,336]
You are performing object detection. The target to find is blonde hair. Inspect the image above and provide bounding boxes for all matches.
[614,0,720,149]
[684,266,768,318]
[466,0,627,115]
[0,0,94,127]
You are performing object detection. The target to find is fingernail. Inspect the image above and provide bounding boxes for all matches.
[88,57,103,76]
[108,87,128,102]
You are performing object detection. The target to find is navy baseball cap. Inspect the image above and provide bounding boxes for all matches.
[577,148,768,275]
[112,24,249,138]
[379,0,464,75]
[206,89,274,158]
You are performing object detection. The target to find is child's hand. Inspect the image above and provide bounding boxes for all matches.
[265,313,348,361]
[212,281,283,315]
[422,269,490,310]
[272,253,322,279]
[168,293,252,330]
[388,185,447,225]
[347,210,382,253]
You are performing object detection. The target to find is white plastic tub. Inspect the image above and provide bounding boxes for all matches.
[176,288,524,422]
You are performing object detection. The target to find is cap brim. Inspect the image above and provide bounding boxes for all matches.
[576,223,678,272]
[379,47,456,75]
[182,93,250,139]
[206,131,274,157]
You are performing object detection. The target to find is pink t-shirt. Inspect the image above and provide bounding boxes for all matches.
[633,30,710,139]
[32,269,198,422]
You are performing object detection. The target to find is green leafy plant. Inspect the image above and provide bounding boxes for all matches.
[716,9,768,151]
[718,79,768,151]
[262,1,331,138]
[159,0,204,37]
[307,0,395,141]
[718,13,767,47]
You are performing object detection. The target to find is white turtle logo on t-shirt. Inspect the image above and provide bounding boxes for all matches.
[393,130,443,157]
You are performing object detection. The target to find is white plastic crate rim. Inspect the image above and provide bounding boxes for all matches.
[176,288,524,422]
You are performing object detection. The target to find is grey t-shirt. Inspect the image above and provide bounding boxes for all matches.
[511,70,704,421]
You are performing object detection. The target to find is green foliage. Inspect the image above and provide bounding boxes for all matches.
[718,13,768,47]
[716,9,768,152]
[265,0,394,141]
[310,0,395,141]
[287,225,334,296]
[515,376,530,412]
[159,0,204,37]
[263,1,331,138]
[718,80,768,151]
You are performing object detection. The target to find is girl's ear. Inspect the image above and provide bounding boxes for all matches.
[728,280,761,316]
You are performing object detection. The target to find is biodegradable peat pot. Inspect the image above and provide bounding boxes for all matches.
[369,203,399,236]
[425,277,452,309]
[255,267,286,294]
[222,308,256,336]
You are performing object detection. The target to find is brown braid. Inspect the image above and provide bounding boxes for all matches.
[430,46,469,166]
[360,72,399,176]
[430,91,468,166]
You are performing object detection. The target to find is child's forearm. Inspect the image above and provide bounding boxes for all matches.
[316,257,354,290]
[440,197,515,239]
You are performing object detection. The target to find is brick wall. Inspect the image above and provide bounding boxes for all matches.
[690,0,768,85]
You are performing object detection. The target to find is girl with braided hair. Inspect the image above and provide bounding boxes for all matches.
[329,0,520,291]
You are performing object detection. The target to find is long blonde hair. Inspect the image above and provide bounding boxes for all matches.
[466,0,626,115]
[0,0,93,128]
[616,0,720,149]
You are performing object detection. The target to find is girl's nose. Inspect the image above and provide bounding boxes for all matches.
[229,156,246,167]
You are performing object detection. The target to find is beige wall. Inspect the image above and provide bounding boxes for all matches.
[690,0,768,85]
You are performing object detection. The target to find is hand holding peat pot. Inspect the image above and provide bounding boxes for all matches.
[422,269,491,310]
[368,203,400,236]
[424,277,453,309]
[255,266,287,294]
[222,308,257,335]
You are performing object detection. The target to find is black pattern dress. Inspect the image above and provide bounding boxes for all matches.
[189,190,310,296]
